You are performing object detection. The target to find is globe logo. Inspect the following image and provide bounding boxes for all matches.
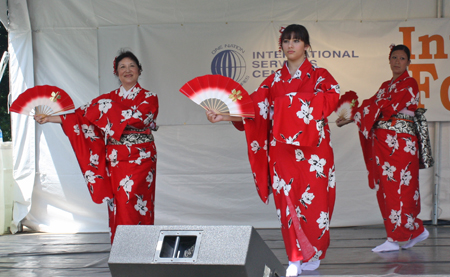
[211,50,246,84]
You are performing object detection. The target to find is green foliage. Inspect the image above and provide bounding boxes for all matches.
[0,23,11,141]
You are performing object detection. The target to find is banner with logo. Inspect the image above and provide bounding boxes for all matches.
[19,17,449,232]
[97,18,450,124]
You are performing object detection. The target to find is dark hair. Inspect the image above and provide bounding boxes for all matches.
[113,50,142,76]
[389,44,411,60]
[280,24,311,56]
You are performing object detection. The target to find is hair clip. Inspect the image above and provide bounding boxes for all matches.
[278,26,286,52]
[113,56,118,75]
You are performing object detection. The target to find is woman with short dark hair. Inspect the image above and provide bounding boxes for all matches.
[35,50,158,243]
[337,44,429,252]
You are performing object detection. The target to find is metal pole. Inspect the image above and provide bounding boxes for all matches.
[437,0,442,18]
[432,122,441,225]
[431,0,443,226]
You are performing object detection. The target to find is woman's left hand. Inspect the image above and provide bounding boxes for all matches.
[336,117,353,127]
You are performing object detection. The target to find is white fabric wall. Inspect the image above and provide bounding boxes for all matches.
[5,0,450,233]
[7,0,36,234]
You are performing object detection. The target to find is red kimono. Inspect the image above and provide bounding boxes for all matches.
[355,70,424,242]
[235,59,339,262]
[60,83,158,242]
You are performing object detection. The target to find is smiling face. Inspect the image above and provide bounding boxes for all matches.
[117,57,140,90]
[282,34,309,63]
[389,50,410,80]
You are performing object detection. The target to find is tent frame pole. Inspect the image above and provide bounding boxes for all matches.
[431,0,443,226]
[432,122,441,225]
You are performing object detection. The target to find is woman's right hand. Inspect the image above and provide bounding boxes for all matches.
[206,110,224,123]
[34,114,48,124]
[206,110,243,123]
[33,114,62,124]
[336,117,353,127]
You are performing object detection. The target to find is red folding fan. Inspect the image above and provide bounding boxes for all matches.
[179,74,255,118]
[335,90,359,120]
[10,85,75,116]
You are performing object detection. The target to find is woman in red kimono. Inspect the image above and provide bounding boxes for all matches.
[337,44,429,252]
[34,50,158,242]
[207,24,339,276]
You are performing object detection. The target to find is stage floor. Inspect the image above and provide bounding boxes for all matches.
[0,224,449,276]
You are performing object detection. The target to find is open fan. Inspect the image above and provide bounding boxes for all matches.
[335,90,359,120]
[10,85,75,116]
[179,74,255,118]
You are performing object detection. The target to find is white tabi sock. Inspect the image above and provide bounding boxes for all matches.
[301,260,321,271]
[371,240,399,252]
[286,260,301,276]
[402,228,429,249]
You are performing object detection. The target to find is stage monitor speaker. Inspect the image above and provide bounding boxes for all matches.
[108,225,284,277]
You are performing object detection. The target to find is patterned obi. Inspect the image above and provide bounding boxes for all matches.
[108,126,154,145]
[375,113,415,136]
[375,109,434,169]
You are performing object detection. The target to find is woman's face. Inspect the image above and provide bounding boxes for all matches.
[117,57,140,88]
[389,50,410,78]
[282,34,309,63]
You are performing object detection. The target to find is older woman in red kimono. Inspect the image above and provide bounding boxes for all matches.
[34,50,158,242]
[337,44,429,252]
[207,24,339,276]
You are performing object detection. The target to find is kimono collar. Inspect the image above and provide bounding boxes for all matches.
[390,70,410,85]
[120,82,141,98]
[280,58,311,82]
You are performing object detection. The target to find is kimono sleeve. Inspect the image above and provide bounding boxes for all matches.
[356,77,419,134]
[232,121,245,131]
[314,68,340,118]
[241,79,272,204]
[127,91,159,130]
[59,112,113,204]
[272,68,340,147]
[82,93,129,142]
[377,77,419,121]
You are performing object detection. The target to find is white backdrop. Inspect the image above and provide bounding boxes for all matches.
[4,0,450,233]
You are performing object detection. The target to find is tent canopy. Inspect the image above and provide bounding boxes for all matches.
[25,0,441,28]
[4,0,450,234]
